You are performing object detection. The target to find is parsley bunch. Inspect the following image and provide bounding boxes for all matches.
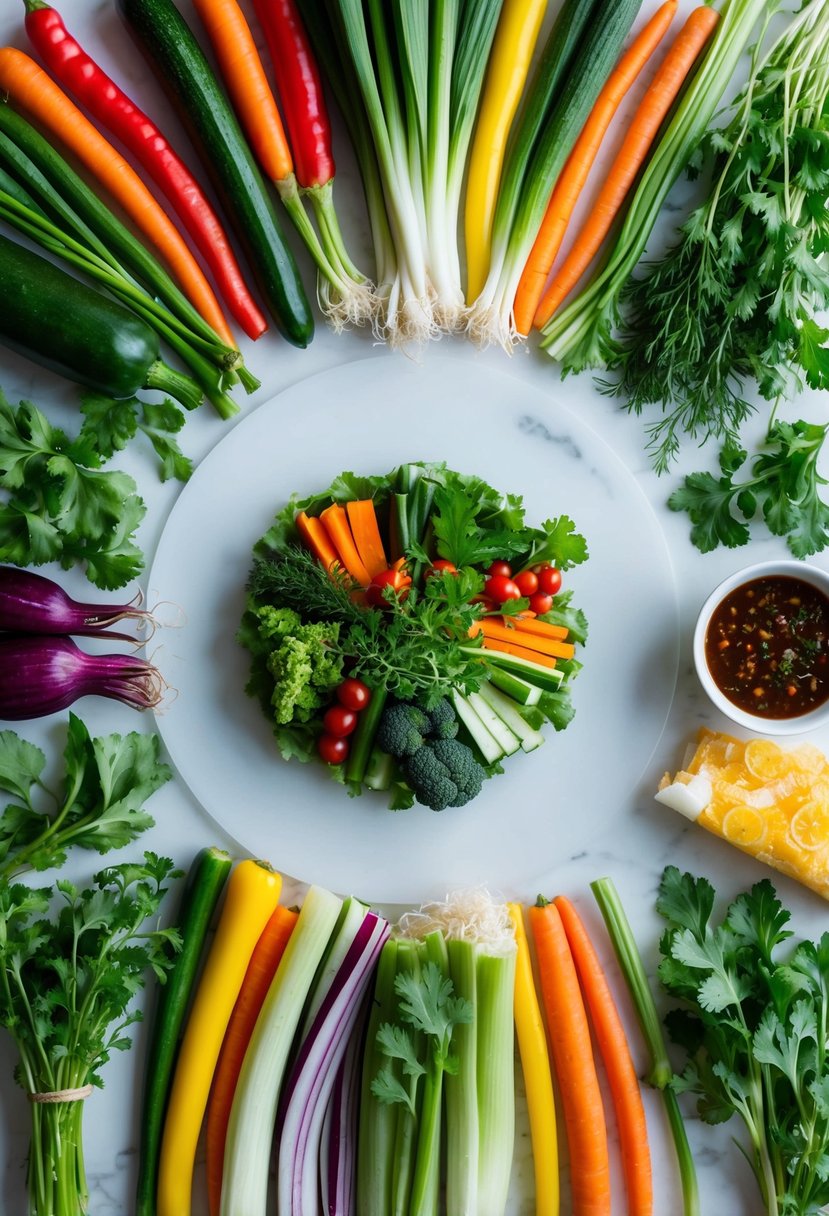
[611,0,829,473]
[657,866,829,1216]
[0,387,191,589]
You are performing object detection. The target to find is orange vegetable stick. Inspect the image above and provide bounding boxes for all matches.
[529,900,611,1216]
[534,5,720,328]
[296,511,339,573]
[480,619,575,659]
[191,0,293,186]
[513,0,677,334]
[513,616,570,641]
[555,896,653,1216]
[205,904,297,1216]
[320,504,372,586]
[481,637,558,669]
[346,500,388,578]
[0,47,234,346]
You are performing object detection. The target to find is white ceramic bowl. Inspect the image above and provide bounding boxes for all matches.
[693,559,829,736]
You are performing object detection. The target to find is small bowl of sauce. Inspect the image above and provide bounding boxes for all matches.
[694,560,829,735]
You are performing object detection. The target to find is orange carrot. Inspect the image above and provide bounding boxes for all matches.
[192,0,293,185]
[513,0,677,334]
[320,504,372,586]
[555,896,653,1216]
[513,616,570,641]
[205,904,298,1216]
[346,500,388,578]
[296,511,339,573]
[529,899,611,1216]
[481,637,558,669]
[0,47,234,346]
[534,5,720,328]
[479,619,575,660]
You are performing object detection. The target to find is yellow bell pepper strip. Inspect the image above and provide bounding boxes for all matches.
[156,858,283,1216]
[463,0,547,301]
[507,902,559,1216]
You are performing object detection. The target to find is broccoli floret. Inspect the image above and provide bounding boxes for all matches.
[425,698,458,740]
[253,604,301,639]
[376,702,432,758]
[403,737,486,811]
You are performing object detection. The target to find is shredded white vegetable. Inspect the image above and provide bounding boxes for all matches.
[395,886,516,954]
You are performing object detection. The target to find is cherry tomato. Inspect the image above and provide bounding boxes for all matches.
[537,566,562,596]
[425,559,458,578]
[318,734,349,764]
[529,592,554,615]
[513,570,538,596]
[485,574,521,603]
[365,567,410,608]
[323,705,358,737]
[487,560,513,578]
[337,677,371,711]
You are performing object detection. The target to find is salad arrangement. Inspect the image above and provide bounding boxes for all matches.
[239,462,588,811]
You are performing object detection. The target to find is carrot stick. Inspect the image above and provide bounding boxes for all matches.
[555,896,653,1216]
[320,504,372,586]
[0,47,235,346]
[481,637,559,669]
[534,5,719,328]
[512,0,677,335]
[346,500,388,578]
[191,0,293,186]
[205,904,298,1216]
[529,899,611,1216]
[296,511,339,573]
[479,619,575,660]
[513,616,570,641]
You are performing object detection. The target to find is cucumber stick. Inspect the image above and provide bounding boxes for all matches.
[463,646,564,693]
[477,682,546,753]
[117,0,313,348]
[136,846,232,1216]
[466,691,521,756]
[487,666,542,706]
[451,690,504,764]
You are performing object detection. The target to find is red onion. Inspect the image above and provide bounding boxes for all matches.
[0,635,165,720]
[0,566,154,639]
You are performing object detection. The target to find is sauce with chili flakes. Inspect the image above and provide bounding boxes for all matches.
[705,576,829,719]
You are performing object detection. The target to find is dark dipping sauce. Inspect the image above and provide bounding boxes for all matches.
[705,575,829,719]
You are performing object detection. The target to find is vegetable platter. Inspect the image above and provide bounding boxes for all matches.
[0,0,828,1213]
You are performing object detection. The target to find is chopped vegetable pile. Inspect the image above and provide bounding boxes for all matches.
[239,461,588,811]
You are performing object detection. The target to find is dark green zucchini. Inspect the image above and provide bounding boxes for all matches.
[117,0,314,349]
[0,232,203,409]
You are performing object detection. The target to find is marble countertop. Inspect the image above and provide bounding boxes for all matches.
[0,2,827,1213]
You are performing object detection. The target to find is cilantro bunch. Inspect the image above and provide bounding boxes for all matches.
[610,0,829,477]
[0,387,191,588]
[657,866,829,1216]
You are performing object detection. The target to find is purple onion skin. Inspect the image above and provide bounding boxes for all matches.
[0,635,164,720]
[0,566,150,638]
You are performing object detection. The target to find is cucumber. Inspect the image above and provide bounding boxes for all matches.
[477,683,546,753]
[487,666,542,706]
[136,846,232,1216]
[0,232,202,408]
[451,690,505,765]
[117,0,313,348]
[466,691,522,756]
[463,646,565,693]
[345,685,388,785]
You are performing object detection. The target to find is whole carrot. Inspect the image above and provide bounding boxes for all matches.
[534,5,720,328]
[22,0,267,341]
[512,0,677,335]
[555,895,653,1216]
[0,47,235,346]
[529,897,611,1216]
[205,903,298,1216]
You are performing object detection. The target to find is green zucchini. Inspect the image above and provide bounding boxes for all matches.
[117,0,313,348]
[0,233,203,409]
[135,845,233,1216]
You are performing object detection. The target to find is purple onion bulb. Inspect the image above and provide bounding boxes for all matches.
[0,566,155,639]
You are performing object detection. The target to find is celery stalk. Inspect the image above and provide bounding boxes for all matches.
[445,938,479,1214]
[357,939,399,1216]
[390,940,424,1216]
[476,951,516,1213]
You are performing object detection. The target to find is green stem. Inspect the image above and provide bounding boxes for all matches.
[305,181,367,285]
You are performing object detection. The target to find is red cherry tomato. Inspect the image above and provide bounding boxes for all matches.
[323,705,358,737]
[537,566,562,596]
[513,570,538,596]
[485,574,521,603]
[487,560,513,578]
[318,734,349,764]
[365,567,410,608]
[337,678,371,711]
[425,559,458,578]
[529,592,554,615]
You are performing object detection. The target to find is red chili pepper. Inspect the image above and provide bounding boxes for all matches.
[251,0,334,189]
[22,0,268,342]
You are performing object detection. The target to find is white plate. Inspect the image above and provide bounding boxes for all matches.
[149,356,678,903]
